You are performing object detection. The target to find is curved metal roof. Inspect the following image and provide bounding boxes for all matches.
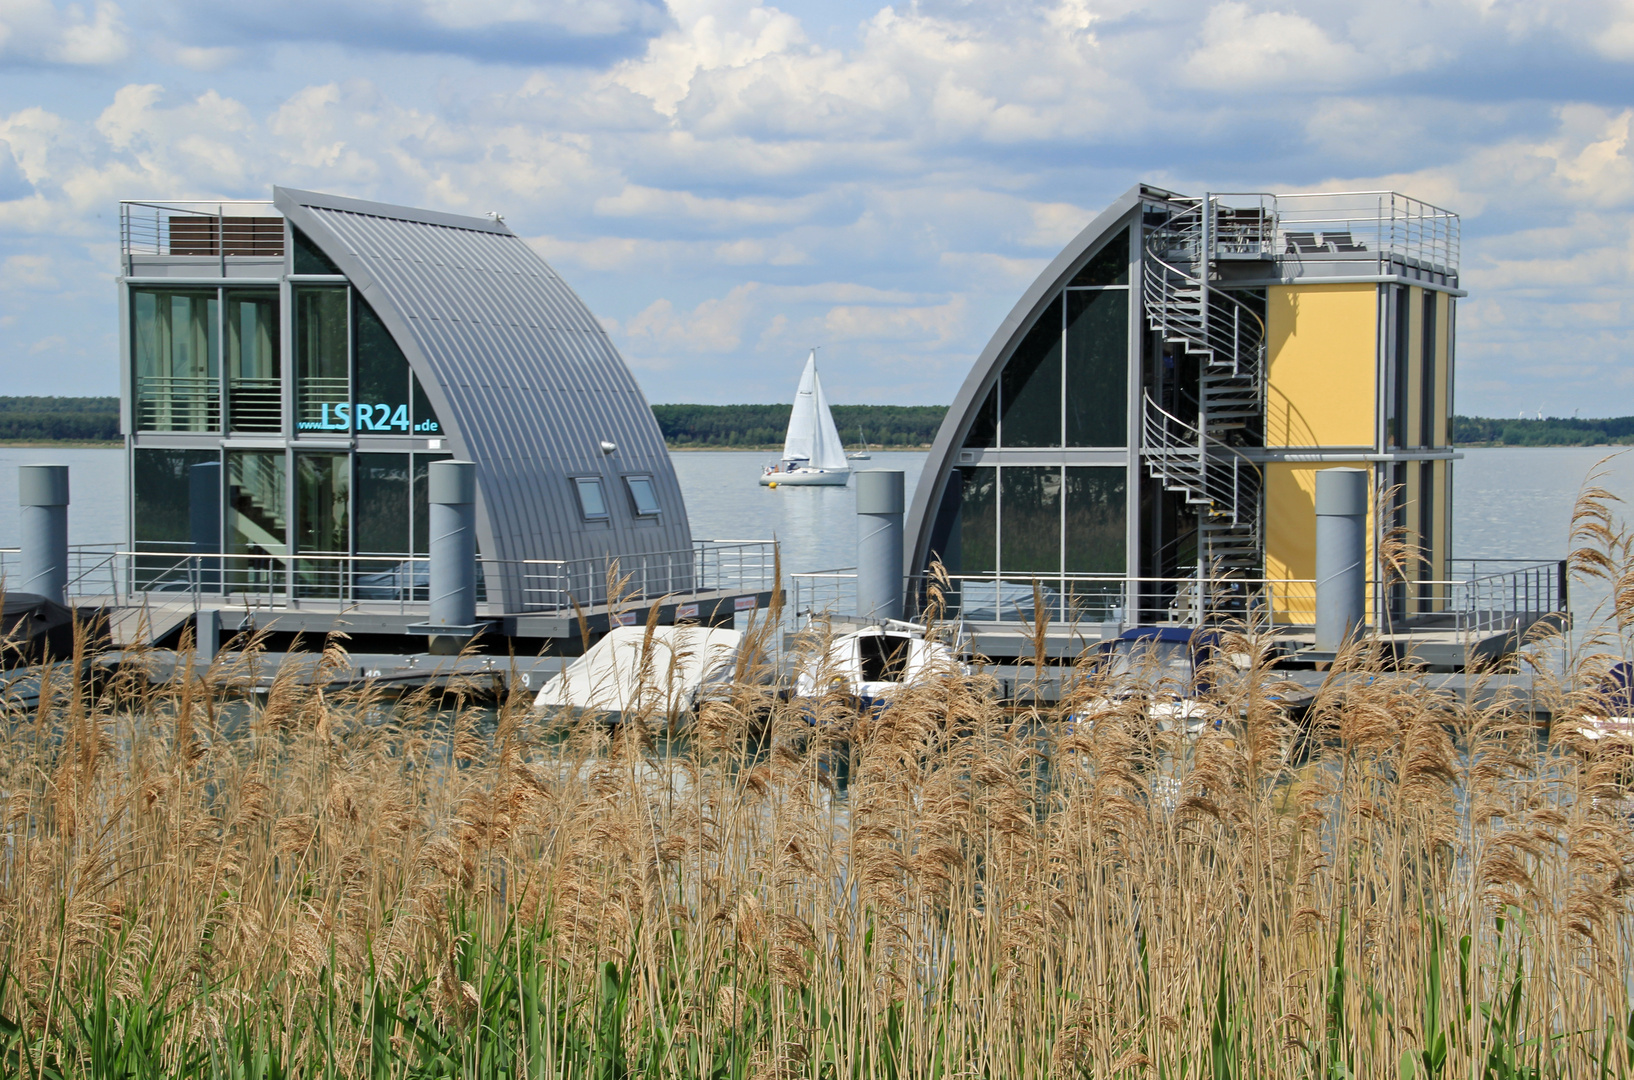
[904,184,1144,574]
[273,187,692,608]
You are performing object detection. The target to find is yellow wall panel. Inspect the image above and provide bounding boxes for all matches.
[1264,462,1375,623]
[1264,283,1379,448]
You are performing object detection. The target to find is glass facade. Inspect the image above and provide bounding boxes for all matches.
[947,229,1132,604]
[999,467,1062,572]
[226,291,280,432]
[1065,288,1127,446]
[226,451,287,592]
[132,448,220,589]
[133,290,218,432]
[357,453,411,555]
[999,298,1063,448]
[413,453,453,555]
[295,286,349,432]
[967,232,1129,451]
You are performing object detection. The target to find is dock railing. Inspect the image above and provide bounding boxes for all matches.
[28,540,779,617]
[790,561,1565,641]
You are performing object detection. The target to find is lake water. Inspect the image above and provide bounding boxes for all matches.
[1,444,1629,572]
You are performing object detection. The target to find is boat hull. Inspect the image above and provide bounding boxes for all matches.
[760,469,850,486]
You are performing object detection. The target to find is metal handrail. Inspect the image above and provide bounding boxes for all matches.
[790,563,1566,638]
[1211,190,1459,275]
[47,540,780,617]
[1140,393,1261,528]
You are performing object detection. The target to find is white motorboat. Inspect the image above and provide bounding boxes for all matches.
[534,625,745,724]
[760,350,851,487]
[795,620,968,707]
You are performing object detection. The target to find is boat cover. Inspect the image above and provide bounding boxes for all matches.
[534,625,744,719]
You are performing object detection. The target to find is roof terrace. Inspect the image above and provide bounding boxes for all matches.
[1206,190,1460,286]
[120,199,284,274]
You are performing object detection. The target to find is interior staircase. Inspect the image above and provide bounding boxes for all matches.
[1140,197,1267,574]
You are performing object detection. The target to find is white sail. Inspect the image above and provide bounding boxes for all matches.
[808,367,849,470]
[782,351,819,463]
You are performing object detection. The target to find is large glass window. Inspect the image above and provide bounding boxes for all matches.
[957,466,996,574]
[295,453,349,554]
[1065,288,1127,446]
[963,386,997,449]
[1420,290,1437,447]
[133,289,218,432]
[294,287,348,432]
[355,295,413,433]
[413,453,454,554]
[356,453,411,555]
[292,226,343,275]
[295,452,349,596]
[133,448,220,589]
[999,466,1062,573]
[1389,285,1409,448]
[1065,467,1127,619]
[226,291,280,432]
[999,297,1063,448]
[1069,231,1129,287]
[411,371,444,436]
[227,451,286,592]
[1064,468,1126,572]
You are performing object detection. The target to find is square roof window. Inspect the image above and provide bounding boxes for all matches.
[625,475,661,516]
[574,477,608,520]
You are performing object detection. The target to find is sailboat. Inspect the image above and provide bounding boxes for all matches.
[760,350,851,487]
[848,427,871,460]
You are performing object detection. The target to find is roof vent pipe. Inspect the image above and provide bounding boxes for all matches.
[856,470,905,623]
[1315,467,1368,653]
[426,460,479,656]
[17,464,68,604]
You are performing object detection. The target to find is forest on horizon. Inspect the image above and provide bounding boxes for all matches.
[6,396,1634,449]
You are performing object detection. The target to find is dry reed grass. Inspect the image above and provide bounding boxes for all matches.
[3,491,1634,1077]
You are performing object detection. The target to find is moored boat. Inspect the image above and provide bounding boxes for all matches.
[760,350,851,486]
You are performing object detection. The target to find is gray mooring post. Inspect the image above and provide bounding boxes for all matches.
[1315,467,1368,653]
[18,464,69,603]
[427,460,478,654]
[856,470,905,622]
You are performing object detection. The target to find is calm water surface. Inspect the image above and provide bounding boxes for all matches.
[2,444,1630,573]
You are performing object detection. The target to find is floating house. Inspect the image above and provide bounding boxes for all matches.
[114,189,775,651]
[901,184,1560,652]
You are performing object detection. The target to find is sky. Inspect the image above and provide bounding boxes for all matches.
[1,1,1633,414]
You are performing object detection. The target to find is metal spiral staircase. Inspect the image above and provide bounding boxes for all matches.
[1141,198,1266,573]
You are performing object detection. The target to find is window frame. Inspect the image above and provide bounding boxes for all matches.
[623,474,662,517]
[573,476,610,521]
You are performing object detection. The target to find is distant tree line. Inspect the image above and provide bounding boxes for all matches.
[1453,415,1634,447]
[13,396,1632,449]
[652,404,949,448]
[0,396,119,442]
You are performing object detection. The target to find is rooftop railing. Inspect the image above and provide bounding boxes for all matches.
[120,200,284,260]
[1208,191,1460,276]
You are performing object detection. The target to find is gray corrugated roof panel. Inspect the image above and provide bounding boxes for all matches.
[274,187,692,609]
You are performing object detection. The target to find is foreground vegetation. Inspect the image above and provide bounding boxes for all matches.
[5,489,1634,1077]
